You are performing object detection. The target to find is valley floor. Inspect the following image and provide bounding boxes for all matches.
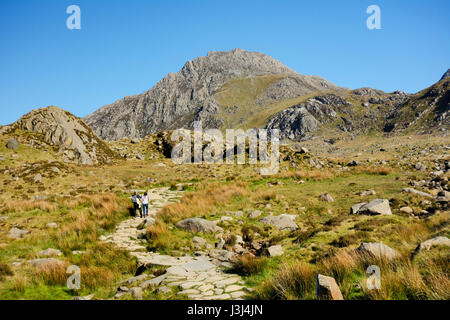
[0,134,449,300]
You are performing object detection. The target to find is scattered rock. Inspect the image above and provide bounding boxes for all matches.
[357,242,400,261]
[176,218,223,234]
[267,245,283,257]
[71,294,95,301]
[354,199,392,215]
[415,163,427,171]
[436,190,450,202]
[38,248,62,257]
[399,206,414,215]
[6,138,19,150]
[402,188,433,199]
[360,190,376,196]
[46,222,58,229]
[27,258,65,268]
[315,274,344,300]
[8,227,30,239]
[319,193,334,202]
[248,210,262,219]
[413,236,450,257]
[130,287,143,300]
[259,215,298,231]
[192,236,207,248]
[139,274,167,289]
[33,173,43,183]
[208,249,237,262]
[124,274,148,285]
[156,286,172,294]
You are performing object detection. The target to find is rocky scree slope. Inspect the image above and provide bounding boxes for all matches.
[84,48,340,140]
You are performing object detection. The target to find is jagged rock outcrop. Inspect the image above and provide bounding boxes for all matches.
[2,106,117,165]
[84,49,339,140]
[265,94,346,140]
[384,78,449,133]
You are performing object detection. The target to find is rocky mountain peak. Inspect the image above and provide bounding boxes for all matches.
[84,49,340,140]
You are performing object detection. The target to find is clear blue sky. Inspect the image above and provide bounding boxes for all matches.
[0,0,449,124]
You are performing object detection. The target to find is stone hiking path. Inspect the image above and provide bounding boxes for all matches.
[104,187,249,300]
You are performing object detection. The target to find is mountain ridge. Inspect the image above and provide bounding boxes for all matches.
[84,49,341,140]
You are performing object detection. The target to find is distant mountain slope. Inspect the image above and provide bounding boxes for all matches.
[1,106,117,165]
[266,77,449,141]
[84,49,340,140]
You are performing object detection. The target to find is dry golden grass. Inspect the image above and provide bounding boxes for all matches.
[353,166,392,175]
[230,254,268,276]
[31,260,70,286]
[276,169,336,181]
[257,262,315,300]
[158,182,248,223]
[4,200,57,213]
[79,266,116,289]
[145,218,176,251]
[11,274,28,293]
[146,219,170,240]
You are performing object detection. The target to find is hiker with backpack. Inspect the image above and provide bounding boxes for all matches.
[131,191,142,217]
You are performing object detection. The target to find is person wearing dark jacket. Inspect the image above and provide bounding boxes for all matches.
[131,192,141,217]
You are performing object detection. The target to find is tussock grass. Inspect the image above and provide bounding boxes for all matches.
[146,219,174,251]
[256,262,315,300]
[3,200,57,213]
[257,246,449,300]
[158,182,248,223]
[229,254,268,276]
[30,261,70,286]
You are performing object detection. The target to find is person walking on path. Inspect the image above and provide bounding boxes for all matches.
[142,192,149,218]
[131,192,140,217]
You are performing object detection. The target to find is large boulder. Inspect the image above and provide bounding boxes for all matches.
[357,242,400,261]
[267,245,283,257]
[176,218,223,234]
[315,274,344,300]
[6,138,19,150]
[402,188,434,199]
[353,199,392,215]
[259,215,298,231]
[27,258,65,269]
[412,236,450,258]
